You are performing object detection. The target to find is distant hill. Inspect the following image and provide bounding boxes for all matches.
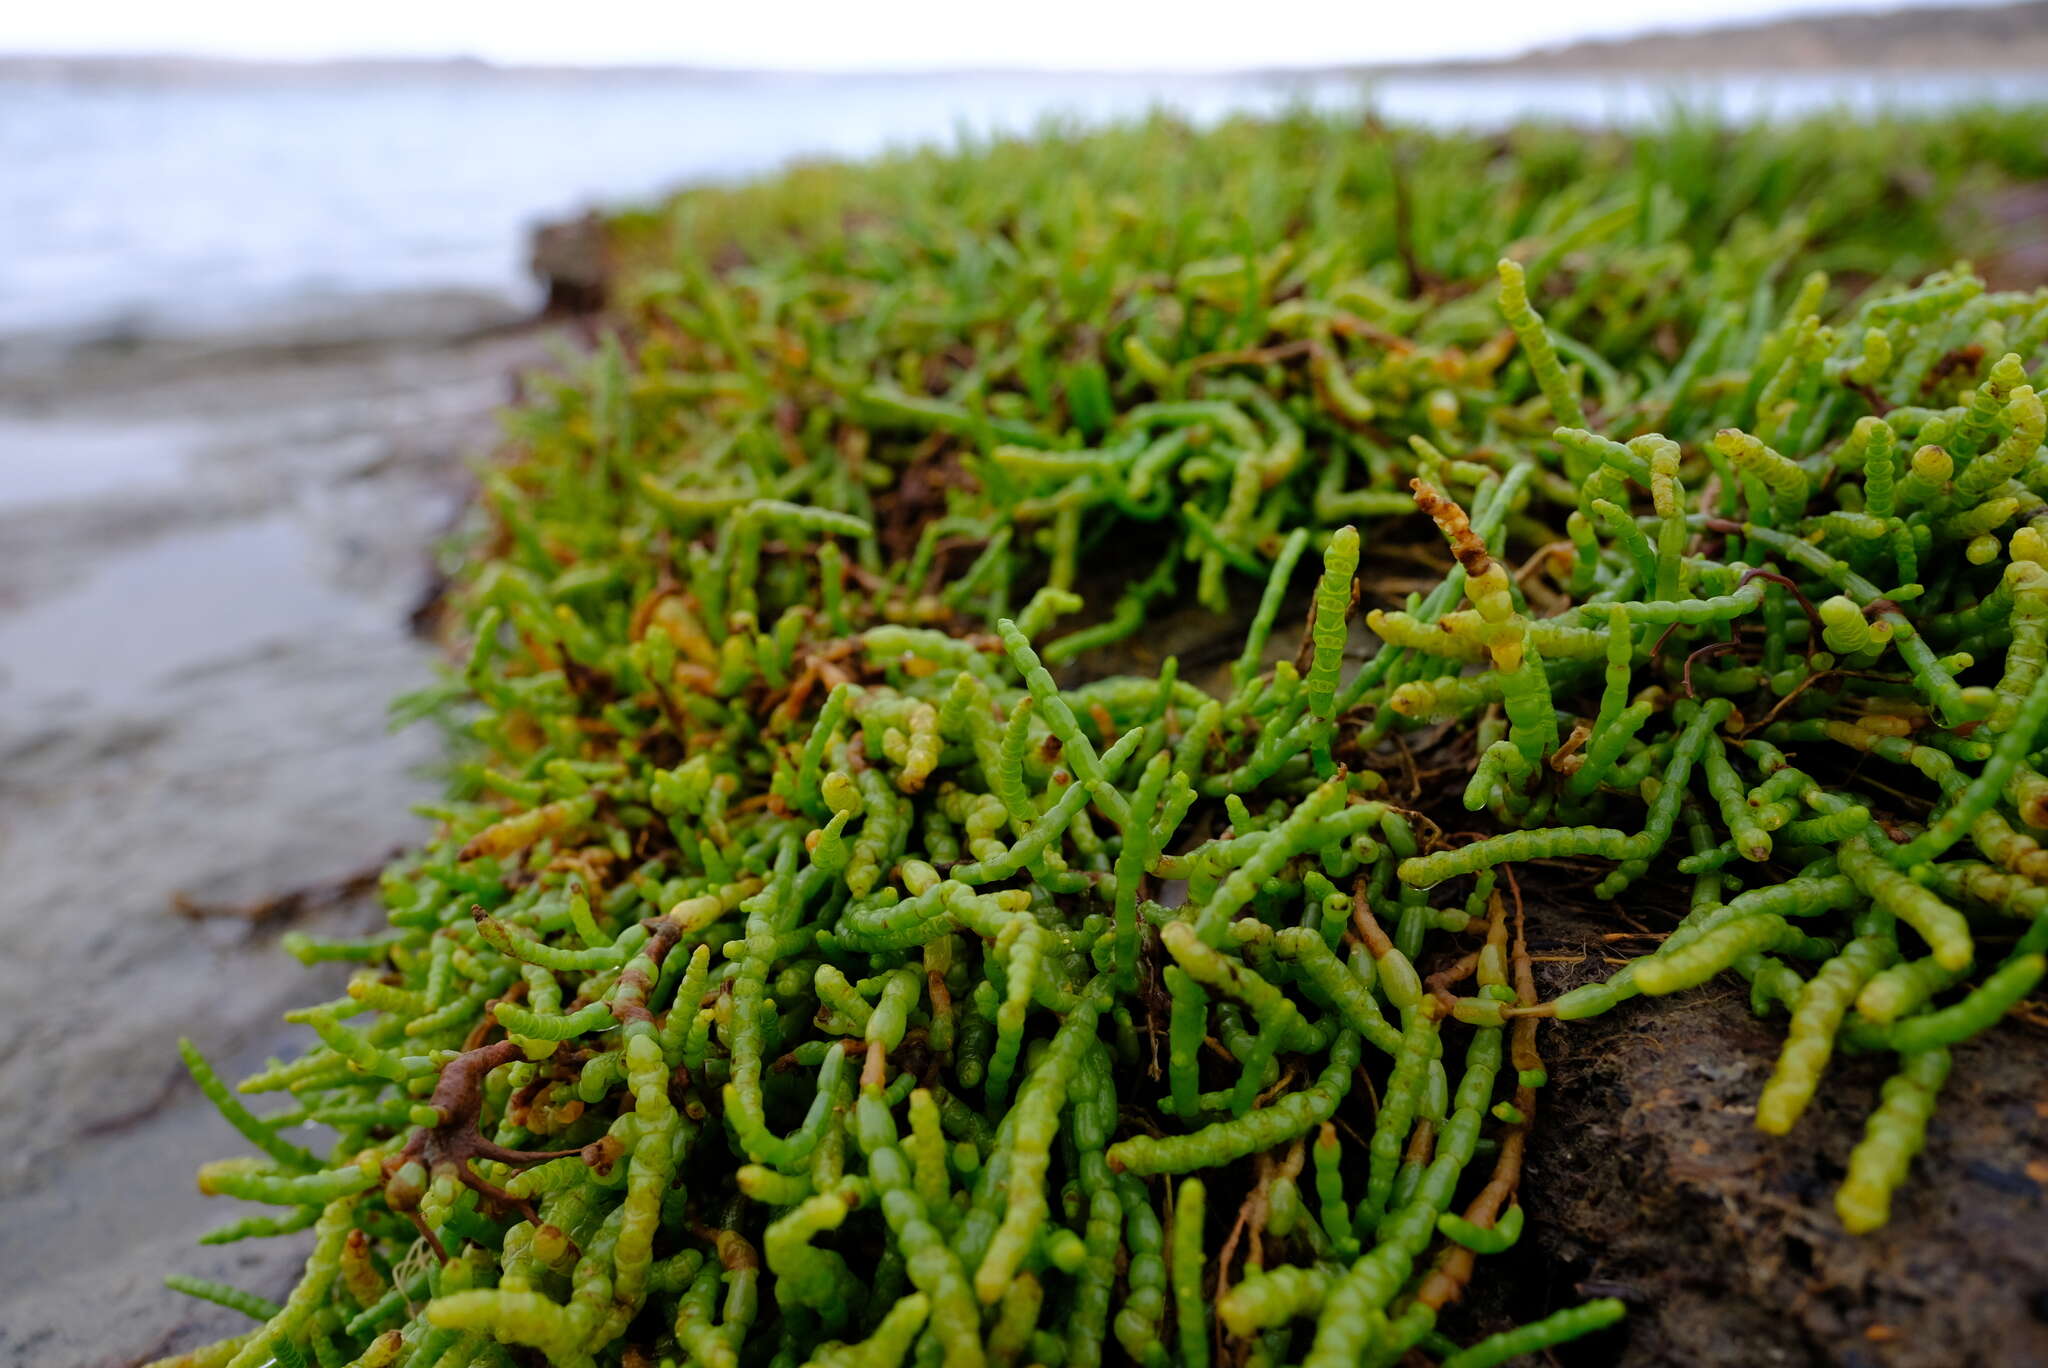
[1443,0,2048,73]
[1,0,2043,80]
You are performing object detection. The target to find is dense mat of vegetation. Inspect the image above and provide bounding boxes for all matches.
[158,106,2048,1368]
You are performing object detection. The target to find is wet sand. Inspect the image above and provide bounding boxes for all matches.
[0,309,574,1367]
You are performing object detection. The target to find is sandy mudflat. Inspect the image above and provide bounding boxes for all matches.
[0,309,575,1367]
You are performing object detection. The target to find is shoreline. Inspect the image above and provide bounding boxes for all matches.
[0,302,577,1368]
[0,286,540,400]
[8,67,2045,382]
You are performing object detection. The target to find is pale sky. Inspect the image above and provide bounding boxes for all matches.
[0,0,2019,71]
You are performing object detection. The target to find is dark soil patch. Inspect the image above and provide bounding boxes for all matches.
[1466,889,2048,1368]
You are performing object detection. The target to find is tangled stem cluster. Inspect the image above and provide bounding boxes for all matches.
[159,109,2048,1368]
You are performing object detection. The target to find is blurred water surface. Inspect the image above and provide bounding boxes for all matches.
[3,66,2046,345]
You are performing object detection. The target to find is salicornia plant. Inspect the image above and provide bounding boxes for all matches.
[157,104,2048,1368]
